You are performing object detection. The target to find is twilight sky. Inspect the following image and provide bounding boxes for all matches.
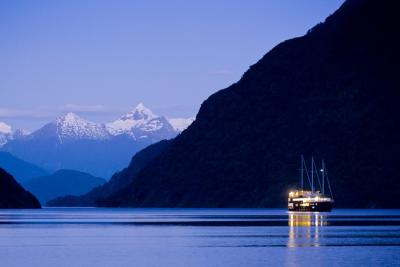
[0,0,344,131]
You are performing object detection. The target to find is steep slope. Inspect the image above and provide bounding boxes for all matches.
[0,152,49,185]
[47,140,171,207]
[25,169,106,205]
[168,117,195,132]
[0,168,41,209]
[102,0,400,208]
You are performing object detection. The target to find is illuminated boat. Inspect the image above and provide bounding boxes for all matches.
[288,156,334,212]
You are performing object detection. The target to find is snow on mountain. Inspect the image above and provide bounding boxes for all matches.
[1,104,191,146]
[0,133,11,146]
[26,104,177,143]
[0,122,12,146]
[0,105,188,177]
[168,117,195,132]
[107,103,156,134]
[106,103,177,140]
[29,112,111,142]
[121,102,156,121]
[55,112,110,140]
[0,122,31,146]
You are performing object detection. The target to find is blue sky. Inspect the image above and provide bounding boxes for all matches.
[0,0,344,131]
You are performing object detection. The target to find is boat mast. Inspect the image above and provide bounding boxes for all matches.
[300,155,304,191]
[322,160,325,195]
[311,156,314,193]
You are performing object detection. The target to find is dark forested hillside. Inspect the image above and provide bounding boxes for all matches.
[0,168,41,209]
[100,0,400,208]
[47,140,171,207]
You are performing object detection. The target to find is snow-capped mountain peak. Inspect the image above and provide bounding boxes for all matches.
[1,104,192,147]
[40,112,111,141]
[120,102,156,121]
[56,112,87,126]
[107,103,157,134]
[106,103,177,140]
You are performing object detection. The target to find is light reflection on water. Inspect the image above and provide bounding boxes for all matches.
[288,212,327,227]
[288,212,327,248]
[0,208,399,267]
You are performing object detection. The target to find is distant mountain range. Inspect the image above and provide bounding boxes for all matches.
[0,103,193,177]
[0,103,193,147]
[25,169,106,205]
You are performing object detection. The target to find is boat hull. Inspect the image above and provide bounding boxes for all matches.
[288,201,334,212]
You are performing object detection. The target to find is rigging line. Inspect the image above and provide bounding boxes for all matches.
[300,155,304,190]
[313,159,323,191]
[303,158,312,189]
[325,171,334,199]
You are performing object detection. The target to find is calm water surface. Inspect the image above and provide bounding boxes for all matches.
[0,208,399,267]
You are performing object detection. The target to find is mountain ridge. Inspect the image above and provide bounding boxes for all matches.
[1,103,193,146]
[1,104,193,177]
[99,0,400,208]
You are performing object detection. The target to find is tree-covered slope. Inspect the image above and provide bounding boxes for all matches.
[0,168,41,209]
[102,0,400,208]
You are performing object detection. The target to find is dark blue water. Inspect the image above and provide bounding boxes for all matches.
[0,208,399,267]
